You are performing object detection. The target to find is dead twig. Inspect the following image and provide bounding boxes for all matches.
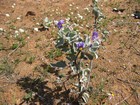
[117,78,140,87]
[0,80,16,83]
[130,45,140,55]
[7,43,21,57]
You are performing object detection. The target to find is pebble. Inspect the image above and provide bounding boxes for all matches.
[34,28,39,32]
[0,28,4,32]
[17,17,21,20]
[5,14,10,17]
[19,28,25,33]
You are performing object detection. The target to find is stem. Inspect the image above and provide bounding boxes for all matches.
[93,0,97,30]
[74,50,82,92]
[74,50,81,70]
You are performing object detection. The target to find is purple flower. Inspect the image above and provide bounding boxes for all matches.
[57,20,65,29]
[76,42,85,49]
[92,31,98,40]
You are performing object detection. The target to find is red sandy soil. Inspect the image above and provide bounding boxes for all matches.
[0,0,140,105]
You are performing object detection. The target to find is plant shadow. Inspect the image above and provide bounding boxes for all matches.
[17,76,79,105]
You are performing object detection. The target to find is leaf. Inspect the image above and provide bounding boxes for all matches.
[89,41,100,52]
[80,77,88,83]
[85,35,91,47]
[83,68,91,74]
[63,28,70,33]
[72,43,78,52]
[93,7,99,19]
[56,38,65,47]
[102,30,109,36]
[83,52,93,60]
[43,17,52,28]
[102,30,109,42]
[71,65,77,73]
[92,52,98,59]
[82,92,90,103]
[66,31,79,44]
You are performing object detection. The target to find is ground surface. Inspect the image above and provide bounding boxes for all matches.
[0,0,140,105]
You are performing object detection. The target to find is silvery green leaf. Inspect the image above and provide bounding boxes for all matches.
[93,7,99,18]
[98,11,104,20]
[80,71,88,82]
[83,52,93,60]
[63,28,71,34]
[82,92,90,103]
[43,17,52,28]
[67,31,76,37]
[58,30,64,37]
[84,68,90,74]
[72,43,77,52]
[44,17,49,22]
[80,85,85,92]
[66,32,76,43]
[102,30,109,36]
[93,40,100,46]
[80,77,86,83]
[98,15,105,22]
[85,35,91,47]
[84,77,88,82]
[70,62,77,73]
[89,41,100,52]
[92,52,98,59]
[102,30,109,42]
[56,38,65,47]
[65,36,70,42]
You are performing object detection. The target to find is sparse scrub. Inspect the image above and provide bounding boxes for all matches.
[45,48,62,60]
[0,43,4,50]
[26,56,36,64]
[0,58,14,76]
[11,43,19,50]
[0,0,139,104]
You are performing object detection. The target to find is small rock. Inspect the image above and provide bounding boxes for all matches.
[36,23,40,25]
[15,30,19,34]
[19,28,25,33]
[17,17,21,20]
[12,5,15,8]
[5,14,10,17]
[0,28,4,32]
[34,28,39,32]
